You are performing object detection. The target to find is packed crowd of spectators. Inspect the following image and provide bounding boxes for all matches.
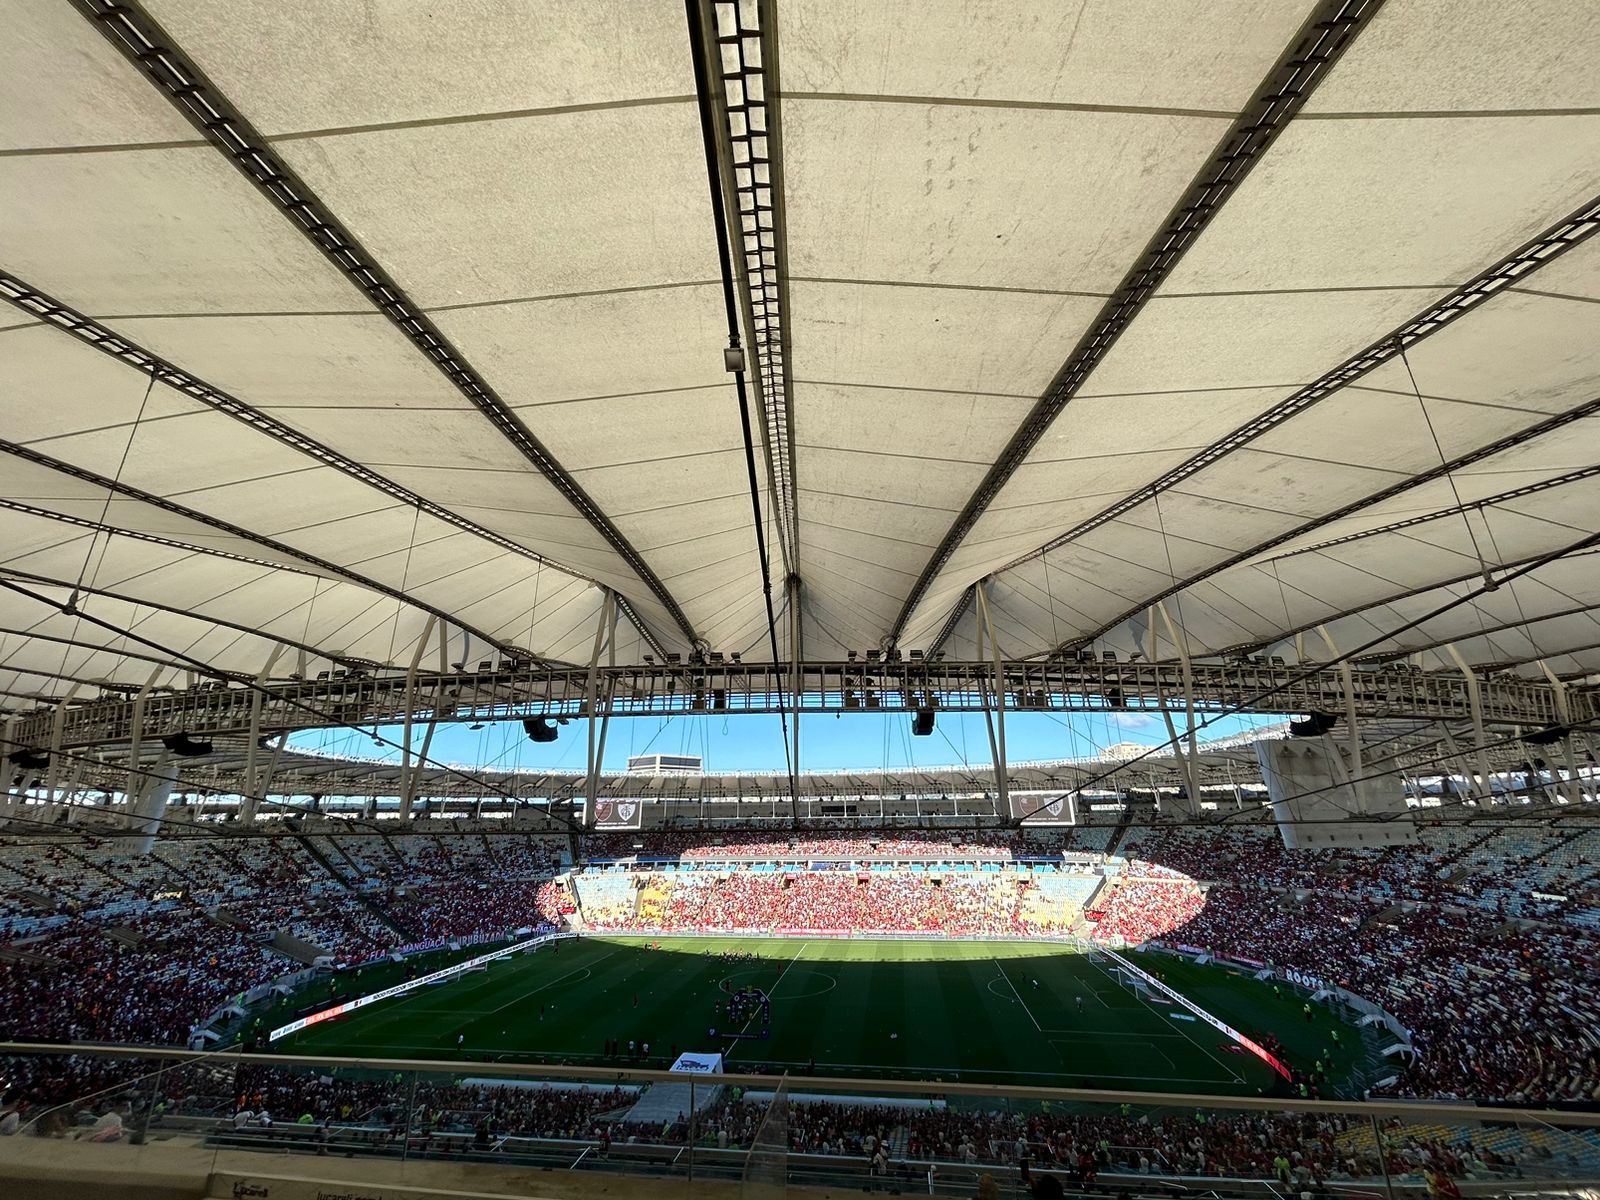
[1121,821,1600,927]
[1116,821,1600,1103]
[0,830,572,1051]
[1177,886,1600,1103]
[0,907,284,1045]
[642,871,1030,936]
[388,878,569,943]
[1084,877,1204,945]
[583,829,1080,861]
[577,863,1201,942]
[3,818,1597,1108]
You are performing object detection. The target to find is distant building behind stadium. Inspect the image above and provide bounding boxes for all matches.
[626,754,702,775]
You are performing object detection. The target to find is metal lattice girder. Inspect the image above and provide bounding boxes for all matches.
[1008,195,1600,658]
[70,0,692,655]
[891,0,1383,645]
[0,658,1585,753]
[0,271,665,662]
[697,0,798,574]
[0,437,529,660]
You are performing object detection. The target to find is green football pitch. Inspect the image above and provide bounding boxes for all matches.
[275,936,1364,1097]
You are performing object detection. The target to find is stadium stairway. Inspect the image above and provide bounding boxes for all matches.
[289,832,412,940]
[0,943,54,966]
[308,838,368,883]
[1103,810,1137,859]
[373,824,408,867]
[619,1081,724,1129]
[56,844,132,893]
[270,929,332,965]
[291,832,355,889]
[205,904,252,933]
[7,885,54,911]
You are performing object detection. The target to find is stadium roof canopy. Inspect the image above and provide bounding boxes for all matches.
[3,0,1600,727]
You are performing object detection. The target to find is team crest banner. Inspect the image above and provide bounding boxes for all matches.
[592,799,643,830]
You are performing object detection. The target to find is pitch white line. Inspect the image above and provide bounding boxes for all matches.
[1084,953,1245,1085]
[484,947,622,1016]
[723,940,809,1060]
[992,959,1042,1032]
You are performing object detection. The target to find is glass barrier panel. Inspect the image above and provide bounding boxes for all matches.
[2,1046,1598,1200]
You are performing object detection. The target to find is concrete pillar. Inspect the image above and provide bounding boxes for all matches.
[124,752,177,855]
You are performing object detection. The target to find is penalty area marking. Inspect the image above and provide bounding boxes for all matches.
[481,947,620,1017]
[985,977,1185,1039]
[1049,1037,1179,1073]
[1083,953,1246,1085]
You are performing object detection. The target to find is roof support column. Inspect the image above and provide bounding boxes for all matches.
[583,591,618,830]
[788,574,803,821]
[0,716,19,822]
[123,749,176,855]
[58,753,89,825]
[44,682,82,816]
[1316,624,1365,810]
[1156,602,1202,817]
[126,666,162,809]
[1444,644,1497,804]
[396,615,439,823]
[238,686,265,824]
[403,624,453,821]
[1536,661,1584,806]
[974,581,1010,824]
[239,645,287,824]
[1436,722,1487,804]
[253,734,288,820]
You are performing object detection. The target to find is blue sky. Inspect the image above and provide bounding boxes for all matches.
[290,709,1288,774]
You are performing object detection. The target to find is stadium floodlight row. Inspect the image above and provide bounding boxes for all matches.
[3,659,1587,750]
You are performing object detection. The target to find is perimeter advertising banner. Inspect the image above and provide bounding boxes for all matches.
[591,799,644,830]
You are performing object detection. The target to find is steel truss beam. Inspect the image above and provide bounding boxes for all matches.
[978,198,1600,660]
[0,568,378,673]
[1362,603,1600,666]
[1480,638,1600,675]
[1217,546,1600,659]
[0,492,302,576]
[1034,384,1600,658]
[0,657,1586,753]
[0,437,524,660]
[1276,459,1600,564]
[44,723,1568,804]
[0,625,195,681]
[890,0,1382,645]
[71,0,692,653]
[692,0,798,574]
[0,271,655,660]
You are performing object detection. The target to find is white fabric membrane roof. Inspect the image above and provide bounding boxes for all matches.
[1,0,1598,716]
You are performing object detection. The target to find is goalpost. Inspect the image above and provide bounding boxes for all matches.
[1110,965,1155,1000]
